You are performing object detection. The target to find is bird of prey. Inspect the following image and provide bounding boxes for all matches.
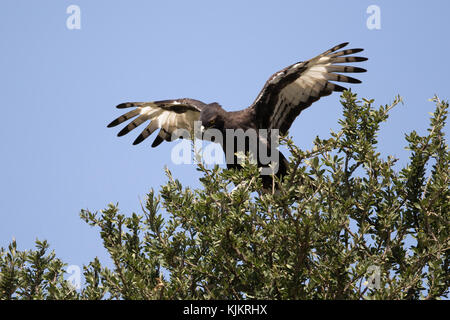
[108,42,367,188]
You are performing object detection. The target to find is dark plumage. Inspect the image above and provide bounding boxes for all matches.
[108,43,367,188]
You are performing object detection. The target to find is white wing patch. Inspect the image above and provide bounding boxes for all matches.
[270,58,331,128]
[257,43,367,131]
[107,100,202,147]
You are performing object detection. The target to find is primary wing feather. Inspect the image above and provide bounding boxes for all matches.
[107,98,205,147]
[250,42,367,135]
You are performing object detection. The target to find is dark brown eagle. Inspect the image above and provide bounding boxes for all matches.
[108,42,367,188]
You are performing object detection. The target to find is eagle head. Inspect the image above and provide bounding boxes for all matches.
[200,103,225,131]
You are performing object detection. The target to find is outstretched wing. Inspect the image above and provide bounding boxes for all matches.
[250,42,367,135]
[107,98,205,147]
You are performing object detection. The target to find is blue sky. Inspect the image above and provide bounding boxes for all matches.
[0,0,449,274]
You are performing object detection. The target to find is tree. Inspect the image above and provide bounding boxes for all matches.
[1,92,448,300]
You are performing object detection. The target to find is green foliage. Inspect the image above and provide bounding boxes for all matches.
[1,92,448,299]
[0,239,78,299]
